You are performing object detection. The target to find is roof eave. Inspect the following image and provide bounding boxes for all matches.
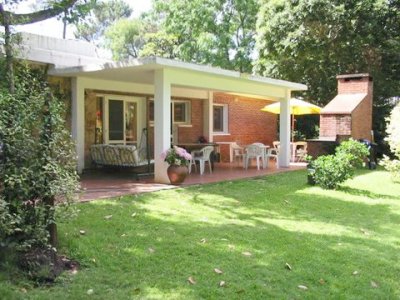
[48,56,308,91]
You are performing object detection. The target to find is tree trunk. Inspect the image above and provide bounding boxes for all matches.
[63,10,67,39]
[0,4,15,94]
[45,196,58,248]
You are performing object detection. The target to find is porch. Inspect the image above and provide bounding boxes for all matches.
[49,57,308,184]
[80,160,306,201]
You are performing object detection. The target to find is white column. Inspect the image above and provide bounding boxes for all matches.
[203,91,214,142]
[279,90,291,167]
[154,69,172,183]
[71,77,85,174]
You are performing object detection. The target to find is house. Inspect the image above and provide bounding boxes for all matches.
[11,33,308,183]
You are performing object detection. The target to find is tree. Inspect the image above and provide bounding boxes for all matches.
[0,1,82,254]
[381,102,400,181]
[104,18,144,60]
[151,0,258,73]
[255,0,400,147]
[74,0,132,43]
[140,30,180,59]
[0,0,83,93]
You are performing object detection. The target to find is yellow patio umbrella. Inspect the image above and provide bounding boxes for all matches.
[261,98,321,142]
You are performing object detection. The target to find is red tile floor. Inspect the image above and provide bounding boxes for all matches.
[80,160,306,201]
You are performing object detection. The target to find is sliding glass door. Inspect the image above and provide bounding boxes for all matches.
[104,96,144,145]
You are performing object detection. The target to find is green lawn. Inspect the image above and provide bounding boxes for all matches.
[1,169,400,299]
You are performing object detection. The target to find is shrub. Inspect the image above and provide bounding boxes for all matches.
[335,138,370,168]
[381,103,400,181]
[311,154,353,189]
[0,66,79,252]
[311,139,369,189]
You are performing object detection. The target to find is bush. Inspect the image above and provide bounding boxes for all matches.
[311,139,369,189]
[0,66,79,252]
[335,138,370,168]
[381,103,400,181]
[311,155,353,189]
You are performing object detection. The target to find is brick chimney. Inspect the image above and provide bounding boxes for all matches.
[319,74,373,141]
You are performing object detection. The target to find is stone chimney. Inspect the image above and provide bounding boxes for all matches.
[319,74,373,141]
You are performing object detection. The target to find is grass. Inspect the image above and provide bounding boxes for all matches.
[1,169,400,299]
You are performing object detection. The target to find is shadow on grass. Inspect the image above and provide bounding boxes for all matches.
[52,196,400,300]
[338,186,400,200]
[4,169,399,299]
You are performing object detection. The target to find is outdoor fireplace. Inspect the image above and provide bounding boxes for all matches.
[308,73,373,158]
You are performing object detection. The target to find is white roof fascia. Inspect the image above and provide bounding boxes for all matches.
[49,56,308,91]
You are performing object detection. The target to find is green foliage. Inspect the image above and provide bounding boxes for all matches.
[140,30,180,59]
[0,66,79,251]
[381,102,400,181]
[335,139,370,168]
[74,0,132,43]
[104,18,144,60]
[153,0,258,72]
[255,0,400,150]
[311,139,369,189]
[311,154,353,189]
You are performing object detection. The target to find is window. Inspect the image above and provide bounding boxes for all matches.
[213,104,228,134]
[173,101,191,124]
[148,99,191,125]
[104,96,143,145]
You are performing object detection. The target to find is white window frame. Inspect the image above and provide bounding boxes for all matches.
[213,104,229,135]
[103,95,145,145]
[148,99,192,126]
[172,100,191,125]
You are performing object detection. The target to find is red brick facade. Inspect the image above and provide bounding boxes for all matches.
[176,99,204,143]
[320,114,351,138]
[83,91,278,166]
[351,90,373,140]
[212,93,277,162]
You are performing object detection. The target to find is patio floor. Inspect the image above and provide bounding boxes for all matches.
[80,160,306,201]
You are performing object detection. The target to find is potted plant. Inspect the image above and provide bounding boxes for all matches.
[161,146,192,184]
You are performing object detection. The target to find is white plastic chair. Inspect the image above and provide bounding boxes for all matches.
[190,146,214,175]
[266,141,280,168]
[231,142,244,164]
[244,144,265,170]
[251,142,269,168]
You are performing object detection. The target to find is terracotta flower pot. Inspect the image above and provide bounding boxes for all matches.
[167,164,188,185]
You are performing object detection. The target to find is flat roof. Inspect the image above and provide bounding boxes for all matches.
[49,56,308,91]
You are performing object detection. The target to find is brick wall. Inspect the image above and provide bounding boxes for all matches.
[351,99,373,140]
[337,75,371,94]
[82,91,278,166]
[320,114,351,138]
[177,99,204,143]
[338,74,373,140]
[213,93,277,162]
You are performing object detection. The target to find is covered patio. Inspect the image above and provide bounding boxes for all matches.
[49,57,307,184]
[80,160,306,201]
